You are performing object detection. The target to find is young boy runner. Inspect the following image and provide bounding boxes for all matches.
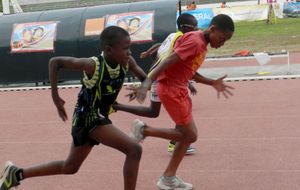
[0,26,148,190]
[114,13,198,154]
[131,14,235,189]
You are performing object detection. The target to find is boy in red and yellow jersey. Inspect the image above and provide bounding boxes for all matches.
[130,14,235,190]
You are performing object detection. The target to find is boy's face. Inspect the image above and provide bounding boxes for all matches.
[109,35,132,65]
[209,26,233,49]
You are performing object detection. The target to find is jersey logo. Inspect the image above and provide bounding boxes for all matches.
[192,52,206,71]
[106,85,113,94]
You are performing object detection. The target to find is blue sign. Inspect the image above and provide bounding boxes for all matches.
[283,2,300,15]
[177,8,214,29]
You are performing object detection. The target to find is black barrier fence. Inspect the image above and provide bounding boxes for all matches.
[0,0,177,85]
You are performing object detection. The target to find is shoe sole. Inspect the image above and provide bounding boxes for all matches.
[157,182,193,190]
[168,150,196,155]
[0,161,13,188]
[156,181,173,190]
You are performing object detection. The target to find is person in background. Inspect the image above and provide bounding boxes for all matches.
[187,1,197,10]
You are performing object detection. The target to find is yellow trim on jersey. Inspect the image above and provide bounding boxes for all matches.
[105,61,121,79]
[92,58,105,107]
[148,31,183,77]
[159,31,183,60]
[83,56,100,89]
[170,31,183,53]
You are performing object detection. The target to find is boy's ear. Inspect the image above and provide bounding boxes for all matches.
[208,24,217,32]
[104,45,113,55]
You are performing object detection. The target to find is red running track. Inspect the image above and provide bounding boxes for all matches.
[1,79,300,190]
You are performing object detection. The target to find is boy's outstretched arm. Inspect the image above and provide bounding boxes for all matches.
[115,56,161,117]
[148,52,180,81]
[126,56,150,102]
[140,43,161,59]
[135,52,181,103]
[49,57,95,121]
[127,56,147,82]
[193,72,234,99]
[192,72,215,85]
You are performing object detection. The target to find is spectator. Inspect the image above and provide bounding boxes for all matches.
[221,1,227,8]
[187,1,197,10]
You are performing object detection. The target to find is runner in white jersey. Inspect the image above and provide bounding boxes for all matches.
[114,13,198,154]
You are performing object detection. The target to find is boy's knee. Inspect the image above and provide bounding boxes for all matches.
[187,133,197,143]
[182,129,198,143]
[63,162,80,174]
[128,143,142,160]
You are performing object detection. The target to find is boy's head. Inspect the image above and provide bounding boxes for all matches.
[177,13,198,33]
[206,14,234,49]
[100,26,131,64]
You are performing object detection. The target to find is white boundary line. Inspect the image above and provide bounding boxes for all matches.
[205,53,289,61]
[224,74,300,82]
[1,74,300,92]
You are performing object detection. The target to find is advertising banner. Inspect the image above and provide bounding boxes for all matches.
[179,8,214,29]
[213,5,269,22]
[105,11,154,43]
[84,18,105,36]
[11,21,58,53]
[283,2,300,16]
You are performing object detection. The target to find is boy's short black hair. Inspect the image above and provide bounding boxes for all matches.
[177,13,196,29]
[210,14,234,32]
[100,26,129,50]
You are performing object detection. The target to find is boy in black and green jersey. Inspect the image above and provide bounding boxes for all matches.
[72,54,130,146]
[0,26,148,190]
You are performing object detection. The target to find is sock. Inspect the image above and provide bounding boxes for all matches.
[16,169,24,181]
[164,175,175,180]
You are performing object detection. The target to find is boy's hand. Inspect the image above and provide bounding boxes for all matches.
[125,84,140,101]
[135,86,147,104]
[212,75,234,99]
[125,84,147,104]
[52,94,68,122]
[188,83,197,96]
[140,51,149,59]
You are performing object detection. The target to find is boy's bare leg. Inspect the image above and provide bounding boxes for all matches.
[162,119,198,176]
[115,101,161,118]
[90,124,142,190]
[143,118,197,144]
[23,143,93,178]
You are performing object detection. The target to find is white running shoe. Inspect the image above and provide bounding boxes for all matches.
[157,175,193,190]
[129,119,145,143]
